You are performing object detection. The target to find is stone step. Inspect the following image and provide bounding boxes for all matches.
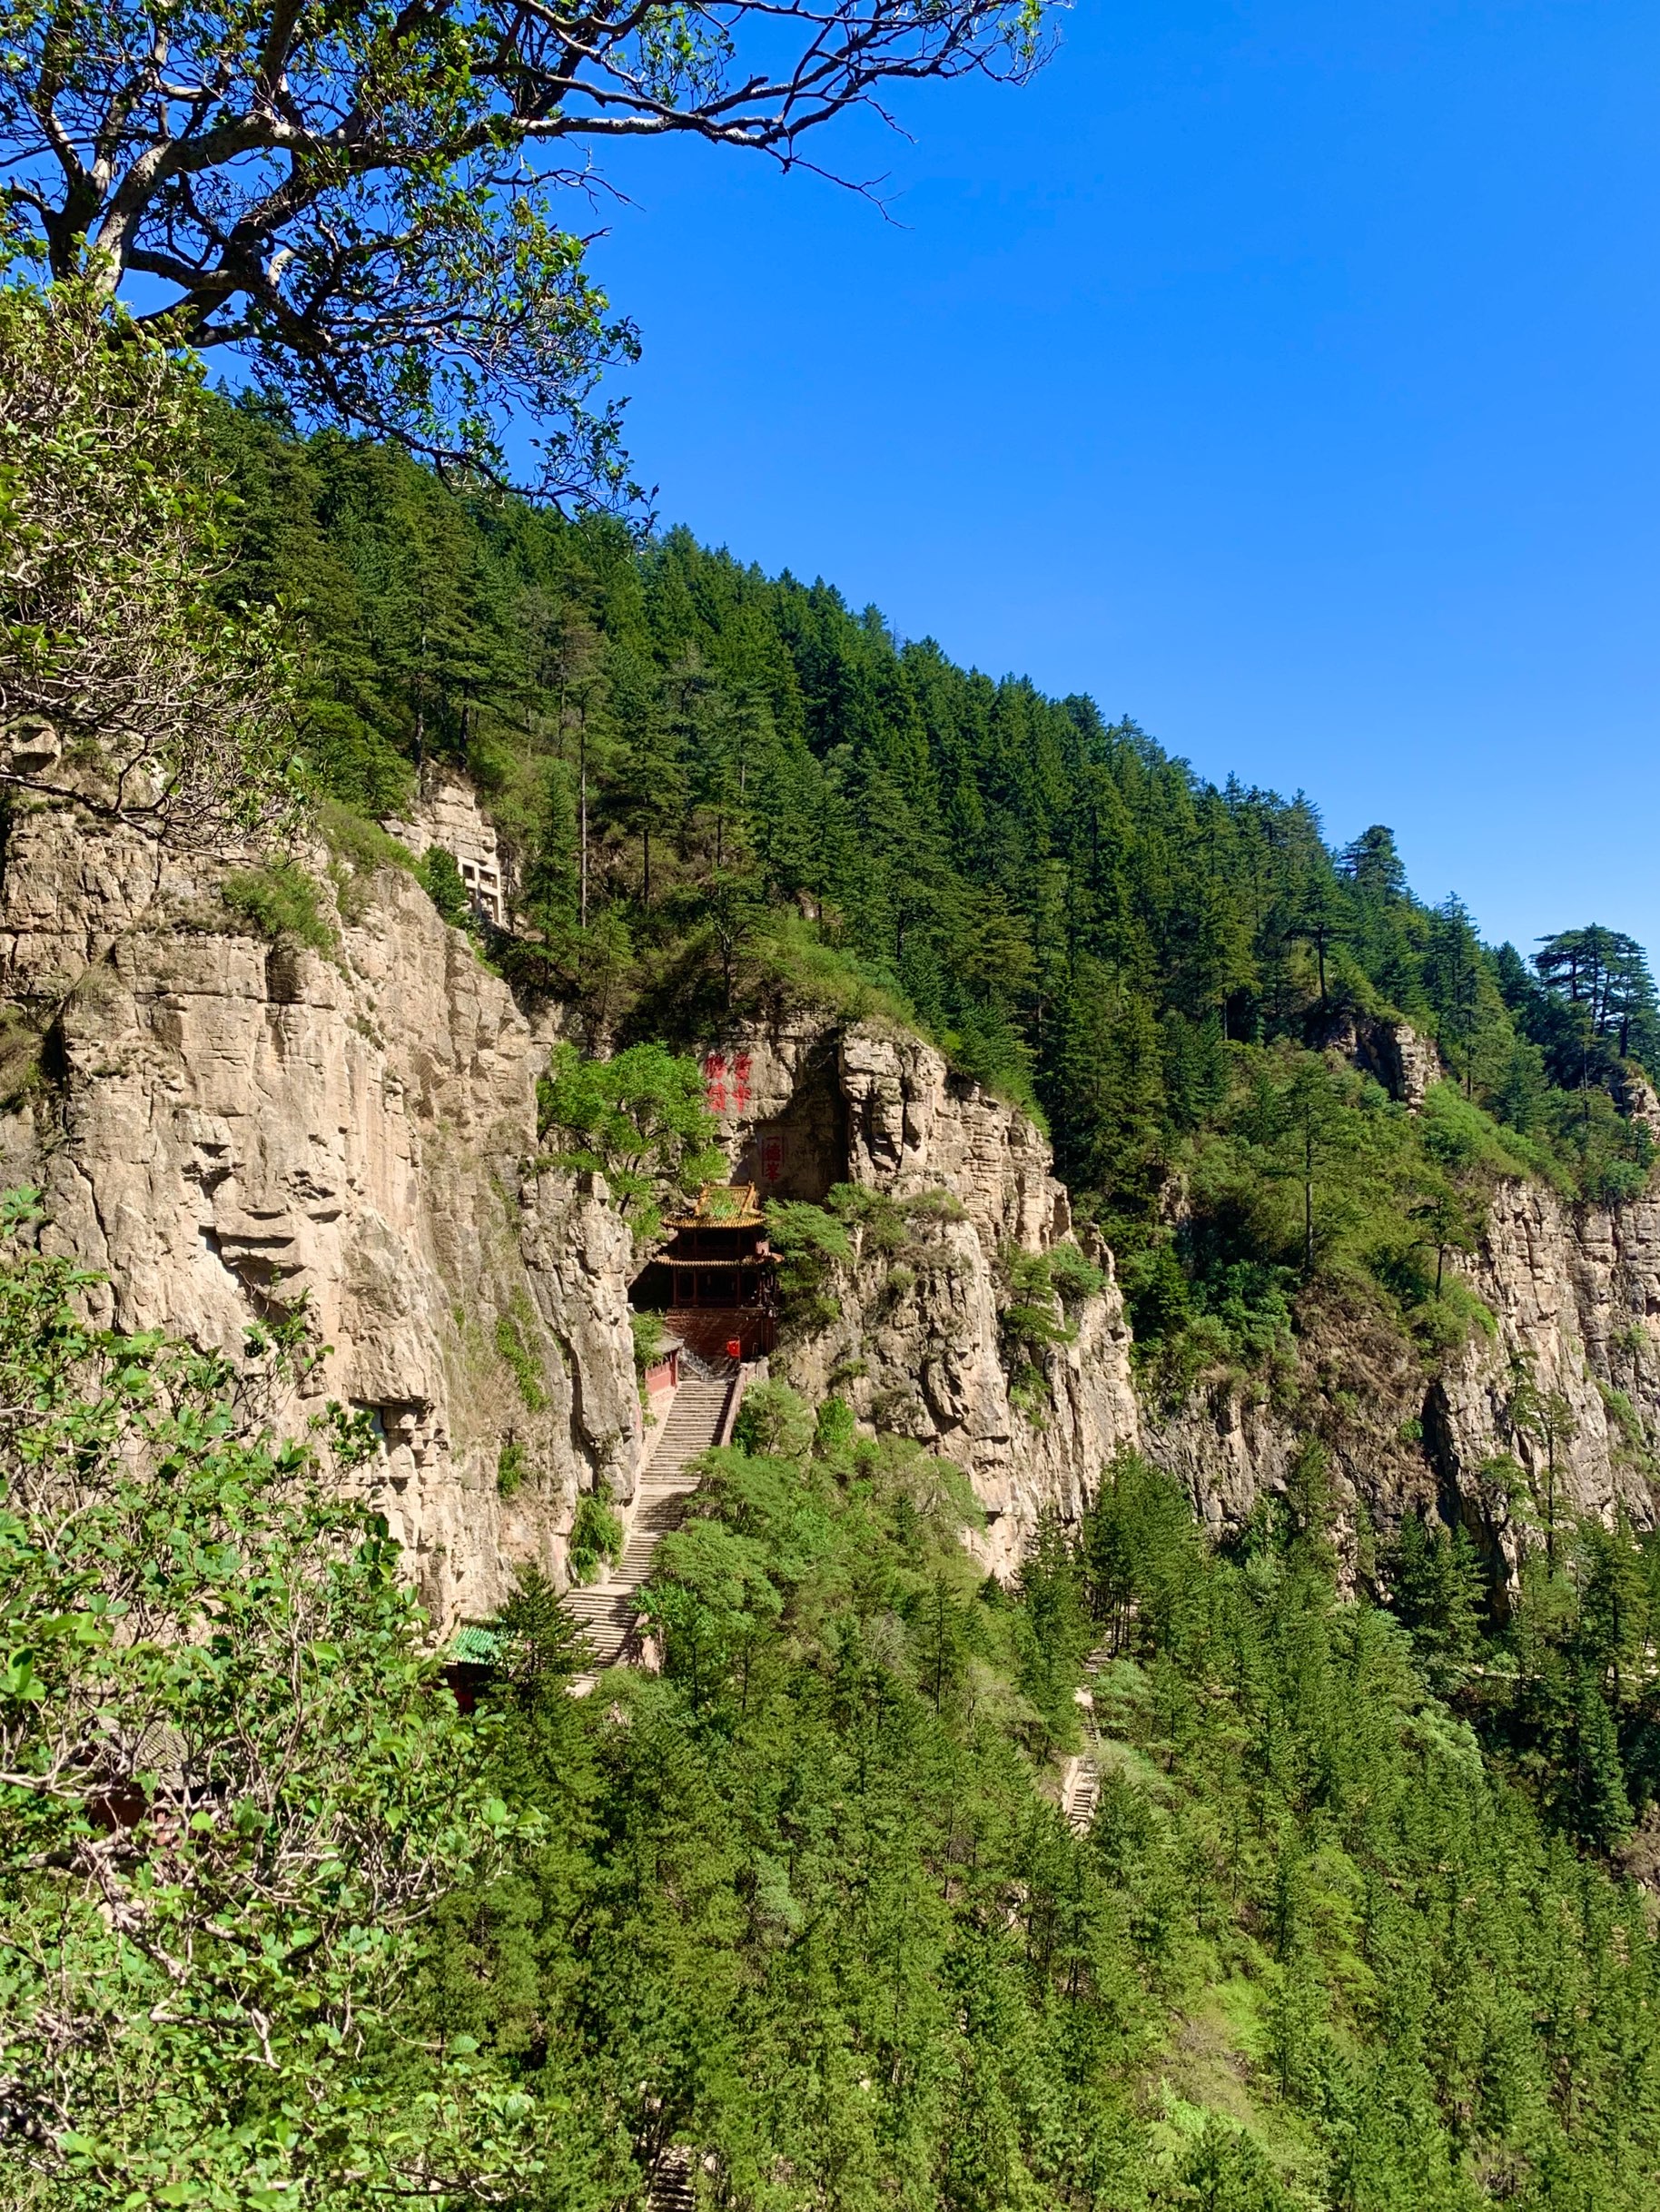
[558,1372,740,1668]
[647,2148,697,2212]
[1065,1763,1100,1832]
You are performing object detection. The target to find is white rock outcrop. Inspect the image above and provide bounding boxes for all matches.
[704,1017,1141,1569]
[0,801,638,1628]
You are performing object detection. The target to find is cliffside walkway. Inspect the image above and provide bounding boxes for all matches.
[562,1375,740,1672]
[1061,1647,1112,1833]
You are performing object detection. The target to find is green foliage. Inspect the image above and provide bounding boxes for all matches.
[496,1437,529,1499]
[567,1481,624,1588]
[0,1199,539,2206]
[1075,1453,1660,2205]
[538,1041,726,1238]
[994,1243,1110,1410]
[219,858,331,952]
[488,1562,592,1689]
[1380,1510,1486,1693]
[762,1198,854,1328]
[0,282,303,850]
[493,1294,548,1412]
[205,414,1658,1317]
[1,5,1043,503]
[1047,1237,1109,1304]
[629,1306,667,1376]
[5,1187,1657,2207]
[1421,1506,1660,1860]
[731,1375,816,1458]
[421,1417,1660,2212]
[315,795,414,877]
[418,844,473,930]
[221,856,338,955]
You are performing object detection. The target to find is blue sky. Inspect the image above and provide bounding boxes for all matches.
[584,0,1660,961]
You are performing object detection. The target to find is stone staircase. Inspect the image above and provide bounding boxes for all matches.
[646,2146,697,2212]
[562,1378,735,1668]
[1062,1646,1113,1834]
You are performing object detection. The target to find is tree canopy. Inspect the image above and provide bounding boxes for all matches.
[0,0,1050,499]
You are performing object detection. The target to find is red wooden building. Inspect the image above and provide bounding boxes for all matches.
[630,1183,777,1364]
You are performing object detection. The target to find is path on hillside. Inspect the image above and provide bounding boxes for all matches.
[1062,1648,1112,1833]
[562,1378,735,1670]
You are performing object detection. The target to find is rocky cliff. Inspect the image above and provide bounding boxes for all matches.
[1148,1025,1660,1570]
[0,794,1141,1611]
[704,1020,1141,1572]
[6,785,1659,1610]
[0,798,640,1628]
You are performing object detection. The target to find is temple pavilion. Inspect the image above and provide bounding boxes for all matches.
[629,1183,778,1364]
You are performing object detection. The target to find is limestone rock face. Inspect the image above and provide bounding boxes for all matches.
[0,800,1141,1610]
[1311,1011,1442,1107]
[385,766,511,925]
[0,802,637,1628]
[706,1017,1140,1570]
[1432,1180,1660,1548]
[1144,1177,1660,1571]
[27,790,1660,1601]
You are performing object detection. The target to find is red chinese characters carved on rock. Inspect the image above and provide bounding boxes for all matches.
[703,1052,754,1116]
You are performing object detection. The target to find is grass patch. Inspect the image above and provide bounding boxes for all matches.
[0,1008,44,1109]
[316,796,414,876]
[497,1438,529,1500]
[495,1294,548,1412]
[749,913,919,1031]
[221,858,338,956]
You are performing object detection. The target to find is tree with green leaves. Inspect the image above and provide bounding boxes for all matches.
[1407,1173,1478,1296]
[0,0,1052,500]
[1238,1049,1367,1280]
[0,281,301,846]
[1284,867,1349,1012]
[537,1040,725,1235]
[1536,924,1660,1069]
[0,1197,537,2206]
[1508,1368,1578,1569]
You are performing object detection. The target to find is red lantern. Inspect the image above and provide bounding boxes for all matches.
[726,1338,743,1362]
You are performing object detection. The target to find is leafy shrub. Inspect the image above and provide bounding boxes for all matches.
[825,1180,921,1248]
[763,1200,853,1327]
[539,1042,726,1238]
[903,1184,968,1224]
[0,1007,43,1109]
[733,1378,815,1459]
[318,795,414,877]
[418,844,472,929]
[629,1308,667,1376]
[747,913,920,1031]
[1045,1238,1107,1305]
[221,857,337,955]
[814,1396,857,1456]
[1598,1378,1649,1457]
[0,1196,528,2199]
[568,1482,624,1587]
[1420,1081,1535,1179]
[998,1245,1076,1370]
